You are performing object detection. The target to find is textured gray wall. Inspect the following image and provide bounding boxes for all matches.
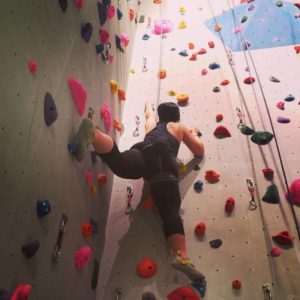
[0,0,139,299]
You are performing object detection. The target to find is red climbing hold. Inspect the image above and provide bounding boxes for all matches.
[244,77,255,84]
[262,168,274,180]
[270,247,281,257]
[129,8,134,21]
[67,77,87,116]
[28,59,38,74]
[97,173,107,185]
[100,29,110,44]
[294,3,300,9]
[214,125,231,138]
[276,101,285,110]
[74,0,84,10]
[272,231,293,245]
[167,286,201,300]
[225,197,235,213]
[194,221,206,237]
[82,222,93,238]
[286,179,300,204]
[220,79,230,86]
[294,45,300,53]
[208,41,215,48]
[189,53,197,61]
[232,280,242,289]
[205,170,220,183]
[11,284,32,300]
[136,257,157,279]
[197,48,207,55]
[216,114,223,122]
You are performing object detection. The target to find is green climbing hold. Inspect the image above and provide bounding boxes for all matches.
[241,16,248,23]
[251,131,274,145]
[262,184,280,204]
[276,0,283,7]
[270,76,280,83]
[213,86,221,93]
[240,125,255,135]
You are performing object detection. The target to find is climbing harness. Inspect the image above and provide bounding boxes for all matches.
[125,185,134,221]
[246,178,257,210]
[101,43,111,64]
[133,115,140,137]
[115,287,122,300]
[262,283,272,300]
[52,213,68,263]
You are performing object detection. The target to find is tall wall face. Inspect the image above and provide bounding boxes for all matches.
[0,0,139,299]
[98,0,300,299]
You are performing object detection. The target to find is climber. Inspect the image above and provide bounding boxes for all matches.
[69,101,205,284]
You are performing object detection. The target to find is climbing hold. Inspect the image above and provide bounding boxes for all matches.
[241,16,248,23]
[97,2,107,26]
[102,0,111,7]
[194,164,200,171]
[118,88,126,101]
[201,69,208,76]
[233,27,242,34]
[130,68,135,74]
[276,0,283,7]
[214,23,222,32]
[209,62,220,70]
[107,4,116,19]
[262,168,274,180]
[90,218,98,234]
[225,197,235,213]
[0,289,10,300]
[101,103,112,132]
[208,41,215,48]
[117,8,123,20]
[190,278,207,298]
[115,35,124,52]
[44,92,58,127]
[142,34,150,40]
[170,47,176,51]
[189,53,197,61]
[110,80,118,95]
[214,125,231,138]
[220,79,230,86]
[194,221,206,237]
[167,90,177,96]
[154,0,161,3]
[141,195,155,210]
[284,94,295,102]
[277,116,290,123]
[245,66,250,72]
[90,185,97,197]
[270,76,280,83]
[159,69,167,79]
[167,286,201,300]
[28,59,37,74]
[262,184,280,204]
[243,76,255,84]
[205,170,220,183]
[153,19,173,35]
[100,29,110,44]
[179,6,186,14]
[136,257,157,279]
[216,114,223,122]
[114,119,123,132]
[272,231,293,245]
[209,238,222,248]
[142,292,157,300]
[74,246,92,269]
[270,247,281,257]
[96,43,104,54]
[276,101,285,110]
[194,180,204,192]
[21,240,40,258]
[59,0,68,13]
[213,86,221,93]
[97,173,107,185]
[251,131,274,145]
[74,0,84,10]
[240,125,255,135]
[295,45,300,53]
[11,284,32,300]
[129,8,134,22]
[179,50,188,57]
[177,93,189,104]
[188,43,194,49]
[36,198,51,218]
[248,4,255,11]
[85,171,94,186]
[232,280,242,289]
[286,179,300,204]
[81,23,93,43]
[120,33,129,47]
[178,20,187,29]
[82,222,93,238]
[67,77,87,116]
[197,48,207,55]
[295,3,300,9]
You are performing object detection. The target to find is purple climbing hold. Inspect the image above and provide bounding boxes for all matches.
[96,43,104,54]
[44,92,58,126]
[97,2,107,26]
[59,0,68,13]
[81,22,93,43]
[277,116,290,123]
[21,240,40,258]
[248,4,255,11]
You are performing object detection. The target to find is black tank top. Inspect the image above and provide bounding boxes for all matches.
[143,122,180,156]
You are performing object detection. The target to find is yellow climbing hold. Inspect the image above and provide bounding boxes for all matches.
[179,6,186,14]
[214,24,222,32]
[110,80,118,95]
[130,68,135,74]
[178,21,186,29]
[167,90,177,96]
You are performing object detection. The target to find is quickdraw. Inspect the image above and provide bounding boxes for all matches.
[246,178,257,210]
[133,115,140,137]
[125,185,134,221]
[52,213,68,263]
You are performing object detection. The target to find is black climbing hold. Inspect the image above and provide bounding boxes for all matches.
[96,44,104,54]
[262,184,280,204]
[97,2,107,26]
[59,0,68,13]
[209,239,222,248]
[44,92,58,127]
[36,198,51,218]
[21,240,40,258]
[90,217,98,233]
[240,125,255,135]
[115,35,124,52]
[91,259,99,290]
[190,278,207,298]
[117,8,123,20]
[251,131,274,145]
[81,22,93,43]
[102,0,111,8]
[0,289,10,300]
[194,164,200,171]
[142,291,157,300]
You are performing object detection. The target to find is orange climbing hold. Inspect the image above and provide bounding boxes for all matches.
[153,0,161,3]
[90,185,97,197]
[118,88,126,101]
[214,24,222,32]
[136,257,157,279]
[189,42,195,49]
[220,79,230,86]
[205,170,220,183]
[159,69,167,79]
[114,119,123,132]
[97,173,107,185]
[189,53,197,61]
[216,114,223,122]
[177,93,189,103]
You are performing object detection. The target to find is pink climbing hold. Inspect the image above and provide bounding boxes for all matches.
[107,4,116,19]
[120,33,129,47]
[67,77,87,116]
[270,247,281,257]
[74,0,84,10]
[74,246,92,269]
[28,59,38,74]
[153,19,173,35]
[85,171,94,186]
[208,41,215,48]
[11,284,32,300]
[100,29,110,44]
[201,69,208,76]
[286,178,300,204]
[100,103,112,132]
[197,48,207,55]
[276,101,285,110]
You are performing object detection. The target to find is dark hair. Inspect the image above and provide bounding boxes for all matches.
[157,102,180,123]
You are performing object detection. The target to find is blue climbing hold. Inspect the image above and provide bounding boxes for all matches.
[142,34,150,40]
[284,94,295,102]
[209,62,220,70]
[96,44,104,54]
[36,198,51,218]
[190,278,207,298]
[179,50,188,57]
[68,140,80,154]
[117,8,123,20]
[194,180,204,192]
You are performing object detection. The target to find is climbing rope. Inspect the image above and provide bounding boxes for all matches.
[206,0,300,241]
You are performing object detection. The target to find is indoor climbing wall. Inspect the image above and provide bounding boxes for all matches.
[98,0,300,299]
[0,0,140,299]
